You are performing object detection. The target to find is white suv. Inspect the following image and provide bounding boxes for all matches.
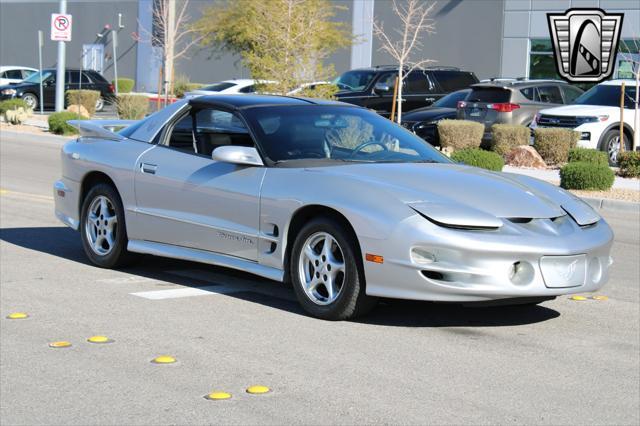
[531,80,637,165]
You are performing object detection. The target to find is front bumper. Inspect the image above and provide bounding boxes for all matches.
[361,213,614,302]
[54,178,81,230]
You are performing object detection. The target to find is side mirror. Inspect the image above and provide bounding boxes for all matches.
[373,82,391,95]
[212,145,264,167]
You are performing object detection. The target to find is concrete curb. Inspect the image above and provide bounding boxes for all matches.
[580,196,639,213]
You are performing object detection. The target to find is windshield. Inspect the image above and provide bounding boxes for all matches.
[201,82,237,92]
[432,90,470,108]
[574,84,637,109]
[333,70,377,92]
[22,70,54,84]
[243,105,451,165]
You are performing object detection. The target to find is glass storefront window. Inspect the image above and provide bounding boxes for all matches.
[529,38,639,89]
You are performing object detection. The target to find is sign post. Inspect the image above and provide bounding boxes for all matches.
[51,1,71,112]
[37,30,44,115]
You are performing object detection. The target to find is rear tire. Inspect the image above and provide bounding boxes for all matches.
[80,183,133,268]
[290,217,377,320]
[95,97,105,112]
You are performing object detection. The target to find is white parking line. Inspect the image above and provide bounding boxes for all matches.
[98,276,161,285]
[129,285,232,300]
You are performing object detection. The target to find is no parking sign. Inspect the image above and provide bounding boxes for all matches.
[51,13,72,41]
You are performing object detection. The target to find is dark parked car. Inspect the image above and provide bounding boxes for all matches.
[400,89,471,146]
[334,66,478,117]
[457,79,583,141]
[0,68,115,111]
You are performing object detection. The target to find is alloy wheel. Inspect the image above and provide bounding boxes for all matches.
[297,231,346,305]
[95,97,104,112]
[607,135,620,164]
[22,94,37,110]
[84,195,118,256]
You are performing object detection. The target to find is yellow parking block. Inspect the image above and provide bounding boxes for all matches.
[6,312,29,319]
[246,385,271,394]
[151,355,176,364]
[87,335,113,344]
[570,295,587,301]
[49,341,72,348]
[205,392,232,400]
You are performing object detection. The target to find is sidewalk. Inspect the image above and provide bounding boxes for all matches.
[504,165,640,191]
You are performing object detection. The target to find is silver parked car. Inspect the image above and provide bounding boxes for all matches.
[458,79,584,142]
[54,95,613,320]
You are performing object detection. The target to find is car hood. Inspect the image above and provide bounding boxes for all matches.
[0,82,33,90]
[539,104,618,116]
[314,162,567,220]
[403,107,456,121]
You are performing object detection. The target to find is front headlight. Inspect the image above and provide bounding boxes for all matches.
[1,88,17,95]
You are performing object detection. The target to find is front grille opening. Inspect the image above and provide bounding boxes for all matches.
[421,270,444,280]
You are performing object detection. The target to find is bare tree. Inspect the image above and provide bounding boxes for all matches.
[620,39,639,150]
[374,0,437,123]
[139,0,203,96]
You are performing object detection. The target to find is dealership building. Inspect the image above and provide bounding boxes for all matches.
[0,0,638,92]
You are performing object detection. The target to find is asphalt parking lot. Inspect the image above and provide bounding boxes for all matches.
[1,130,639,425]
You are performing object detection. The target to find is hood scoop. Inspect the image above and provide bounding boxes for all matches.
[410,202,503,230]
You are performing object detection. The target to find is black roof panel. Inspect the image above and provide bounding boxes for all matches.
[189,94,355,109]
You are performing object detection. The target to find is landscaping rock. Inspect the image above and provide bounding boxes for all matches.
[505,145,547,169]
[66,104,90,118]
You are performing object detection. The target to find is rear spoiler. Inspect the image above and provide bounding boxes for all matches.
[68,120,137,141]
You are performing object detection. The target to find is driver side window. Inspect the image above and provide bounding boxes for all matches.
[193,109,254,157]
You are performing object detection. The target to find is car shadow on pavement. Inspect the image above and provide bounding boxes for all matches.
[358,299,560,328]
[1,226,560,327]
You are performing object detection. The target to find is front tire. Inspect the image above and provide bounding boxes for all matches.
[21,93,38,110]
[80,184,132,268]
[290,217,377,320]
[600,128,631,166]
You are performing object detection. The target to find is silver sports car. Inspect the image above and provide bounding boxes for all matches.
[54,95,614,320]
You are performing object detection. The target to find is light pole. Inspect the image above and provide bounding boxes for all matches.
[55,0,67,112]
[37,30,44,115]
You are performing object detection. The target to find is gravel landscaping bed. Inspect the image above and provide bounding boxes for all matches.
[569,188,640,203]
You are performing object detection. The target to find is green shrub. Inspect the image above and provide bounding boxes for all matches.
[116,94,149,119]
[534,128,580,165]
[173,74,206,98]
[618,151,640,178]
[48,111,86,135]
[490,124,530,156]
[568,147,608,166]
[65,90,100,117]
[297,83,339,100]
[0,98,29,114]
[113,78,135,93]
[560,161,615,190]
[437,120,484,151]
[451,148,504,171]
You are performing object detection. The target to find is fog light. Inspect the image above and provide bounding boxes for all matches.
[509,261,534,286]
[580,132,591,140]
[588,257,602,284]
[411,248,436,264]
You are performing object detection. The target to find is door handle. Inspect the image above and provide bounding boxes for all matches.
[140,163,157,174]
[425,97,435,102]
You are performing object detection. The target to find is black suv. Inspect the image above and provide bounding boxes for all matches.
[0,69,115,111]
[334,66,478,116]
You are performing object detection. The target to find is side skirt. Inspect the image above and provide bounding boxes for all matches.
[127,240,284,282]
